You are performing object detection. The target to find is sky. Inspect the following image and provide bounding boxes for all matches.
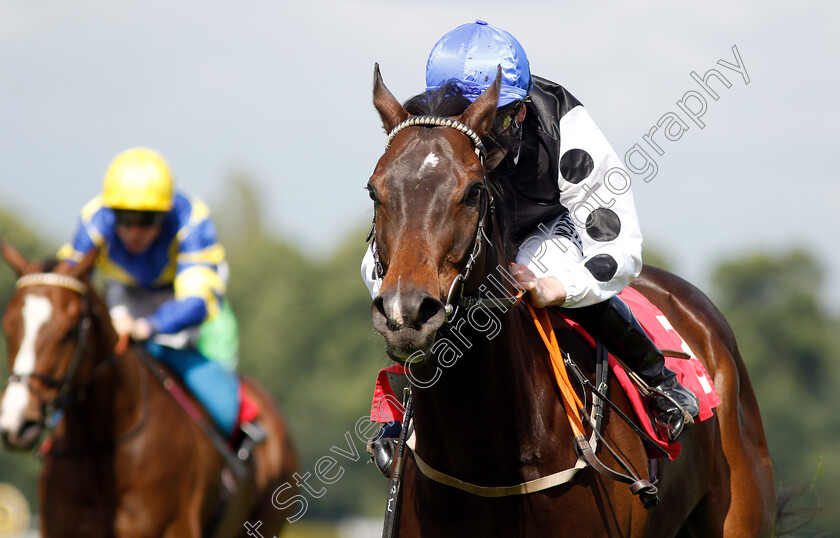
[1,0,838,301]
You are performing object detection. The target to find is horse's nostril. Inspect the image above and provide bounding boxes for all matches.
[372,291,443,332]
[373,296,388,322]
[15,420,42,449]
[372,296,401,330]
[418,297,444,326]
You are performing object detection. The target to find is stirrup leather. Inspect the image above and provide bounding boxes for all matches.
[236,420,267,462]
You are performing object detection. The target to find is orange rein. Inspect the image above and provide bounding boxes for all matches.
[525,301,588,439]
[114,334,130,355]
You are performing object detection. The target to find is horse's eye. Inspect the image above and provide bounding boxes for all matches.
[366,184,379,204]
[465,185,483,207]
[62,326,78,343]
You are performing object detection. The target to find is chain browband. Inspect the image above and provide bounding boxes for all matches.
[16,273,87,294]
[385,116,488,162]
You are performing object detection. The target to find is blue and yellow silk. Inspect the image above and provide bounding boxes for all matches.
[58,192,226,335]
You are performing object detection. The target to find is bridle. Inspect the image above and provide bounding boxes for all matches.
[369,115,523,323]
[6,273,113,426]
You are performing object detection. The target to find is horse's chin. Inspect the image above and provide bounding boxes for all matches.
[386,344,433,366]
[381,329,437,366]
[1,421,43,452]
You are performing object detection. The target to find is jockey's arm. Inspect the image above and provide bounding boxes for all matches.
[516,105,643,308]
[147,200,227,336]
[146,288,211,335]
[147,254,227,336]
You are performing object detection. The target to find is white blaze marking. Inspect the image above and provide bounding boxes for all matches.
[0,295,52,432]
[391,277,405,326]
[419,152,439,175]
[13,295,52,376]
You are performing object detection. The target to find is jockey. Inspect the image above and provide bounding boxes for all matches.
[58,147,241,437]
[363,20,700,473]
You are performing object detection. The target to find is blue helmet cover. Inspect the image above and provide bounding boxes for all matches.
[426,20,532,107]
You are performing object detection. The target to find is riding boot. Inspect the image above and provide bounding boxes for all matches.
[366,421,402,477]
[571,297,700,442]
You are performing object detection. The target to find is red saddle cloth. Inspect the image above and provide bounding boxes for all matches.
[564,287,720,459]
[368,287,720,460]
[237,382,260,426]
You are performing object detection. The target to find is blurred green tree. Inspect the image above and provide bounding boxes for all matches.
[215,176,388,520]
[641,244,673,272]
[711,249,840,532]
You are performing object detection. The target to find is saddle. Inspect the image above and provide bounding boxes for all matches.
[556,286,720,459]
[132,347,266,483]
[370,287,719,459]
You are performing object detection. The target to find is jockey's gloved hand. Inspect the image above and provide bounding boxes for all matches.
[510,263,568,308]
[130,318,154,341]
[110,306,134,337]
[110,306,154,341]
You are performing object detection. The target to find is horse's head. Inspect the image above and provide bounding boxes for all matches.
[0,243,100,450]
[368,65,502,364]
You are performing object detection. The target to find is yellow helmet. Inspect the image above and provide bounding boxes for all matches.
[102,147,174,211]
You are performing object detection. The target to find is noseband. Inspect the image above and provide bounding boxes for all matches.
[7,273,97,424]
[370,115,522,322]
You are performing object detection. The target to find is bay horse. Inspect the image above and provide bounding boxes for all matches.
[367,65,776,536]
[0,243,297,537]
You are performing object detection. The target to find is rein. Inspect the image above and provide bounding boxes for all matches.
[527,303,661,507]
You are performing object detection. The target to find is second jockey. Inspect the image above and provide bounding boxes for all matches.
[58,147,241,437]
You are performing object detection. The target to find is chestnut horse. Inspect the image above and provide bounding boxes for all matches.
[367,65,776,536]
[0,244,297,537]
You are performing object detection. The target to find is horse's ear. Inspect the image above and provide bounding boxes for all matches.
[1,241,30,276]
[373,63,410,133]
[459,65,502,137]
[68,248,99,280]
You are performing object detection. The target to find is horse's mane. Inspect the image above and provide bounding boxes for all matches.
[41,258,60,273]
[403,81,472,117]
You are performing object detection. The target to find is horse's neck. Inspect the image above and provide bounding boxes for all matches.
[60,344,145,449]
[412,308,571,480]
